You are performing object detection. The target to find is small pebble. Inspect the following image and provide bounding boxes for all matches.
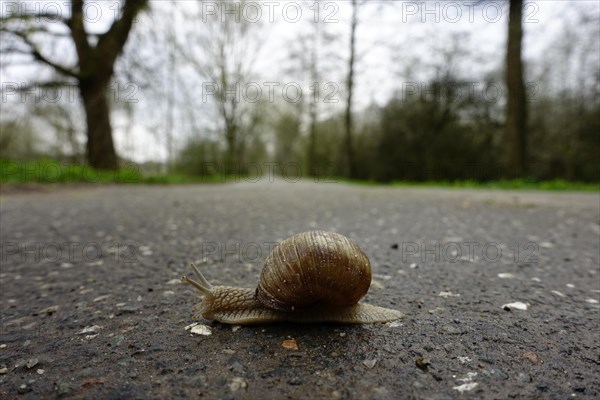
[77,325,101,335]
[439,291,460,298]
[229,377,247,392]
[498,273,515,279]
[0,367,8,374]
[37,369,45,375]
[428,307,446,315]
[190,324,212,336]
[502,302,528,311]
[522,351,541,364]
[118,305,140,313]
[0,344,6,349]
[551,290,566,298]
[282,338,299,350]
[585,298,599,304]
[26,358,38,369]
[363,359,377,369]
[453,382,478,392]
[409,263,418,269]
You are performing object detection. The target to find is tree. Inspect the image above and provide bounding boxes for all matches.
[180,0,263,171]
[505,0,527,176]
[1,0,149,169]
[343,0,360,178]
[284,15,338,176]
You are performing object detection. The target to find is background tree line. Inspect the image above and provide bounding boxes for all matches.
[1,1,598,182]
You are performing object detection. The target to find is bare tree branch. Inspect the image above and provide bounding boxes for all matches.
[7,30,79,78]
[67,0,91,75]
[0,13,66,24]
[96,0,148,68]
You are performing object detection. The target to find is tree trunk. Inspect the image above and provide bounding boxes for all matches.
[308,102,317,176]
[224,120,237,174]
[79,78,118,170]
[506,0,527,177]
[307,22,319,177]
[343,0,358,179]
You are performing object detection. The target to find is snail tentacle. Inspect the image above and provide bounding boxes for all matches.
[180,263,214,296]
[190,262,213,290]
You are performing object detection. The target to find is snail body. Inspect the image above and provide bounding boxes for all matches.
[181,231,403,325]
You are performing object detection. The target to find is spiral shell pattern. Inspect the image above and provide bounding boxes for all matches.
[256,231,372,312]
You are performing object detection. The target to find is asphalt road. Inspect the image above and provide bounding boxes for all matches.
[1,181,599,399]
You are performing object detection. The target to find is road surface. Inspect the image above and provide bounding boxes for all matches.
[1,181,599,399]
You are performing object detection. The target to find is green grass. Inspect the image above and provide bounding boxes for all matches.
[1,160,598,191]
[0,159,141,184]
[0,159,241,185]
[321,177,599,191]
[389,178,599,191]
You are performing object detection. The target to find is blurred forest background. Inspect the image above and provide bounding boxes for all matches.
[1,0,599,183]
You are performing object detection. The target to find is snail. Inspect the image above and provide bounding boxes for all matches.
[181,231,404,325]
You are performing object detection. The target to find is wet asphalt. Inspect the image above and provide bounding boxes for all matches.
[0,181,599,399]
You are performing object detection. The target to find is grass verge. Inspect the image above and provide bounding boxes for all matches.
[1,160,598,191]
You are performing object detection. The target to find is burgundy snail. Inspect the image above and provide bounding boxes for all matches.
[181,231,404,325]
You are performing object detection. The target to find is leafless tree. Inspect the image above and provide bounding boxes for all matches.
[1,0,149,169]
[179,0,263,170]
[343,0,368,178]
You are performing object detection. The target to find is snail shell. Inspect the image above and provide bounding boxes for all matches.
[181,231,403,325]
[256,231,371,311]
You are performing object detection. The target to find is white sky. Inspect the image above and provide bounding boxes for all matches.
[1,1,598,162]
